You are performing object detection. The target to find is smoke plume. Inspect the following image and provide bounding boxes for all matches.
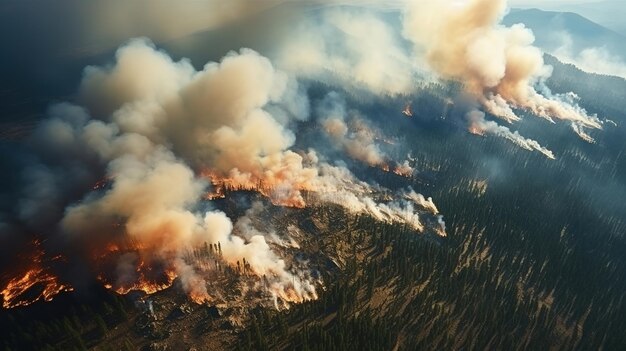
[310,162,446,236]
[468,110,555,160]
[317,92,386,167]
[279,9,420,96]
[2,38,443,307]
[3,39,320,305]
[402,0,602,140]
[553,32,626,80]
[316,92,416,177]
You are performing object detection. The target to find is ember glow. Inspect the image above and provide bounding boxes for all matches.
[1,241,73,309]
[469,125,486,136]
[1,268,73,309]
[393,161,414,178]
[374,162,415,178]
[98,262,177,296]
[201,169,315,208]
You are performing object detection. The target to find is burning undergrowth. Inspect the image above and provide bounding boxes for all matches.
[0,240,73,309]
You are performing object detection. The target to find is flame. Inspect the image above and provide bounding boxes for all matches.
[1,241,73,309]
[189,290,211,304]
[2,268,74,309]
[3,167,430,309]
[272,285,316,306]
[94,242,179,296]
[106,264,177,296]
[201,170,314,208]
[393,165,413,178]
[98,269,177,296]
[374,162,413,178]
[469,125,485,136]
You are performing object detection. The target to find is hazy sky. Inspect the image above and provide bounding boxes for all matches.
[509,0,604,4]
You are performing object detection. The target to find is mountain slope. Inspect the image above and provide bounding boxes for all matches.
[512,1,626,36]
[504,8,626,60]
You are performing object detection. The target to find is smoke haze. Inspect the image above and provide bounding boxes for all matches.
[402,0,602,140]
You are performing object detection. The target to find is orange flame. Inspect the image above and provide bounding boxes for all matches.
[201,170,314,208]
[469,124,485,136]
[103,265,177,296]
[393,166,413,178]
[1,268,74,309]
[189,291,210,304]
[374,162,413,178]
[1,241,73,309]
[94,242,178,296]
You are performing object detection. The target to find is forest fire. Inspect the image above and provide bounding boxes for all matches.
[99,264,178,296]
[2,268,74,309]
[375,162,414,178]
[91,177,110,191]
[1,241,73,309]
[272,285,315,306]
[91,238,216,304]
[469,125,486,136]
[393,163,414,178]
[93,241,180,297]
[201,170,313,208]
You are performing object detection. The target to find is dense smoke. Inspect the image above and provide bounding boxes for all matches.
[402,0,602,141]
[1,0,281,57]
[80,39,316,207]
[280,9,421,96]
[14,39,319,303]
[10,0,606,308]
[2,37,442,307]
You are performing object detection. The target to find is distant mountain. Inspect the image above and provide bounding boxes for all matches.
[504,8,626,61]
[562,0,626,36]
[512,1,626,36]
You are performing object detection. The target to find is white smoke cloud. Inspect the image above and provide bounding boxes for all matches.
[402,0,602,141]
[310,162,446,236]
[395,160,415,177]
[468,110,555,159]
[80,39,317,207]
[279,8,422,96]
[553,32,626,80]
[403,188,439,215]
